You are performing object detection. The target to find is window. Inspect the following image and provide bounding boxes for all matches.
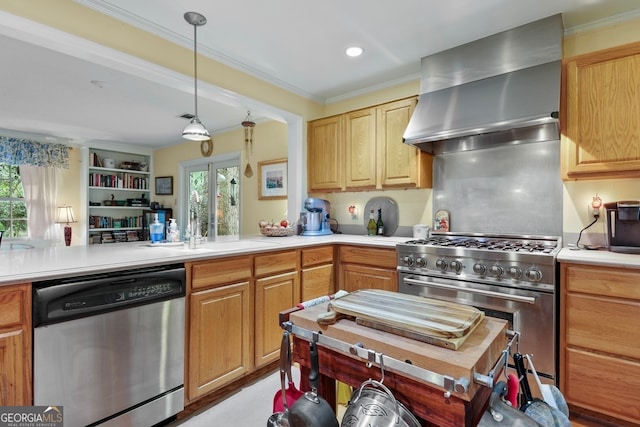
[0,164,28,237]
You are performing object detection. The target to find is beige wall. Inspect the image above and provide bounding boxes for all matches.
[154,121,288,235]
[57,147,83,245]
[562,15,640,238]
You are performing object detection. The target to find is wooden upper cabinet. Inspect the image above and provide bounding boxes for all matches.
[307,115,344,192]
[345,107,377,190]
[378,97,432,188]
[307,96,432,192]
[562,41,640,180]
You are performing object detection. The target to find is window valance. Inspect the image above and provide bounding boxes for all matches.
[0,136,69,168]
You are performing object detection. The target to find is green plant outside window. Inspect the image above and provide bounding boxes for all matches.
[0,164,28,237]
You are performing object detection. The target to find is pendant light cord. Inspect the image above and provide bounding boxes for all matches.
[193,23,199,119]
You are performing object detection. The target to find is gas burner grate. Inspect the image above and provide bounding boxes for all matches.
[403,235,558,253]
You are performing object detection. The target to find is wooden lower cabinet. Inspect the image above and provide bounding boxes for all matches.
[186,244,398,403]
[0,283,32,406]
[301,246,334,301]
[254,251,299,368]
[187,257,253,402]
[338,246,397,292]
[188,281,252,401]
[560,263,640,424]
[255,271,299,367]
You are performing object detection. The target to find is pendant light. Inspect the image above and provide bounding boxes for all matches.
[182,11,210,141]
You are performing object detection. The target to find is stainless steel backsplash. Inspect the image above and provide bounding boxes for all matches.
[433,140,562,236]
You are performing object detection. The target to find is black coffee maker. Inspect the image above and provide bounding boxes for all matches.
[605,201,640,253]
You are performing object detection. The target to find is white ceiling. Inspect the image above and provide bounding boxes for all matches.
[1,0,639,148]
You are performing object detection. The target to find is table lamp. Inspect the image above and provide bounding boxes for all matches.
[56,206,77,246]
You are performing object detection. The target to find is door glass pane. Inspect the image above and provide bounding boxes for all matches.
[215,165,240,237]
[188,167,209,240]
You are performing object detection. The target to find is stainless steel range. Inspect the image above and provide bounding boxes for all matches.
[397,232,561,382]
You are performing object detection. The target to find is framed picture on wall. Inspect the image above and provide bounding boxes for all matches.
[155,176,173,195]
[258,159,287,200]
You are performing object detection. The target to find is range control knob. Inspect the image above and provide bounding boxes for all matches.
[435,258,448,271]
[508,266,523,279]
[526,268,543,282]
[473,263,487,275]
[403,256,414,267]
[489,264,504,278]
[415,257,427,268]
[449,260,463,273]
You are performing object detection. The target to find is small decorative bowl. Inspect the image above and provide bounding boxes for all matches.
[259,224,295,237]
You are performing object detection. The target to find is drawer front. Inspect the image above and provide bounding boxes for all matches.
[564,264,640,300]
[566,293,640,359]
[191,257,253,290]
[255,250,298,277]
[301,246,333,268]
[339,246,396,269]
[565,347,640,424]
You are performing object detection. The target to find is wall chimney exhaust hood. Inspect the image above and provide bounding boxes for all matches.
[403,14,563,154]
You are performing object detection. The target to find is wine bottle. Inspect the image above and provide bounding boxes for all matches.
[376,208,384,236]
[367,210,377,236]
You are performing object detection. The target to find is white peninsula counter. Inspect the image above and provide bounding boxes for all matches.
[1,234,406,286]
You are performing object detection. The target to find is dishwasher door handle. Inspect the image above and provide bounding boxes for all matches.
[403,277,537,304]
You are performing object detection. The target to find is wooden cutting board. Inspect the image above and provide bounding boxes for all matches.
[329,289,484,339]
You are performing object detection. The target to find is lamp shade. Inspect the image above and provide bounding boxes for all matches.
[182,117,210,141]
[56,206,76,224]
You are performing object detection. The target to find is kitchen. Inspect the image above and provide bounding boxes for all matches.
[1,1,640,426]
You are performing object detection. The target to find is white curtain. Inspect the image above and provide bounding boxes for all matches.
[19,165,60,241]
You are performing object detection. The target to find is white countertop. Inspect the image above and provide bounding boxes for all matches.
[558,247,640,269]
[1,234,407,286]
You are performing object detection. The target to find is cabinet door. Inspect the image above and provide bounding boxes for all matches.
[563,42,640,179]
[188,281,252,400]
[301,264,334,301]
[0,283,31,406]
[377,97,432,188]
[345,108,376,190]
[0,330,28,406]
[340,263,397,292]
[308,116,344,192]
[255,271,299,367]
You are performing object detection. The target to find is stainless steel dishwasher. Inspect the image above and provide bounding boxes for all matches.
[33,263,186,427]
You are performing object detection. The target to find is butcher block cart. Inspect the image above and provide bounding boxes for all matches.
[280,290,515,427]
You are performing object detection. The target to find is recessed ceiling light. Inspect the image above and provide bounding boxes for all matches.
[345,46,363,57]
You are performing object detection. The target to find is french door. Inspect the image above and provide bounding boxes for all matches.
[183,153,240,241]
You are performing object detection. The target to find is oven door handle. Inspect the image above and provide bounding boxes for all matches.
[403,277,537,304]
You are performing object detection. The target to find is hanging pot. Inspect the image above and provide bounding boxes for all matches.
[288,340,338,427]
[341,379,420,427]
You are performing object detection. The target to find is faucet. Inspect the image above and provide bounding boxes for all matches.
[188,190,201,249]
[188,212,197,249]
